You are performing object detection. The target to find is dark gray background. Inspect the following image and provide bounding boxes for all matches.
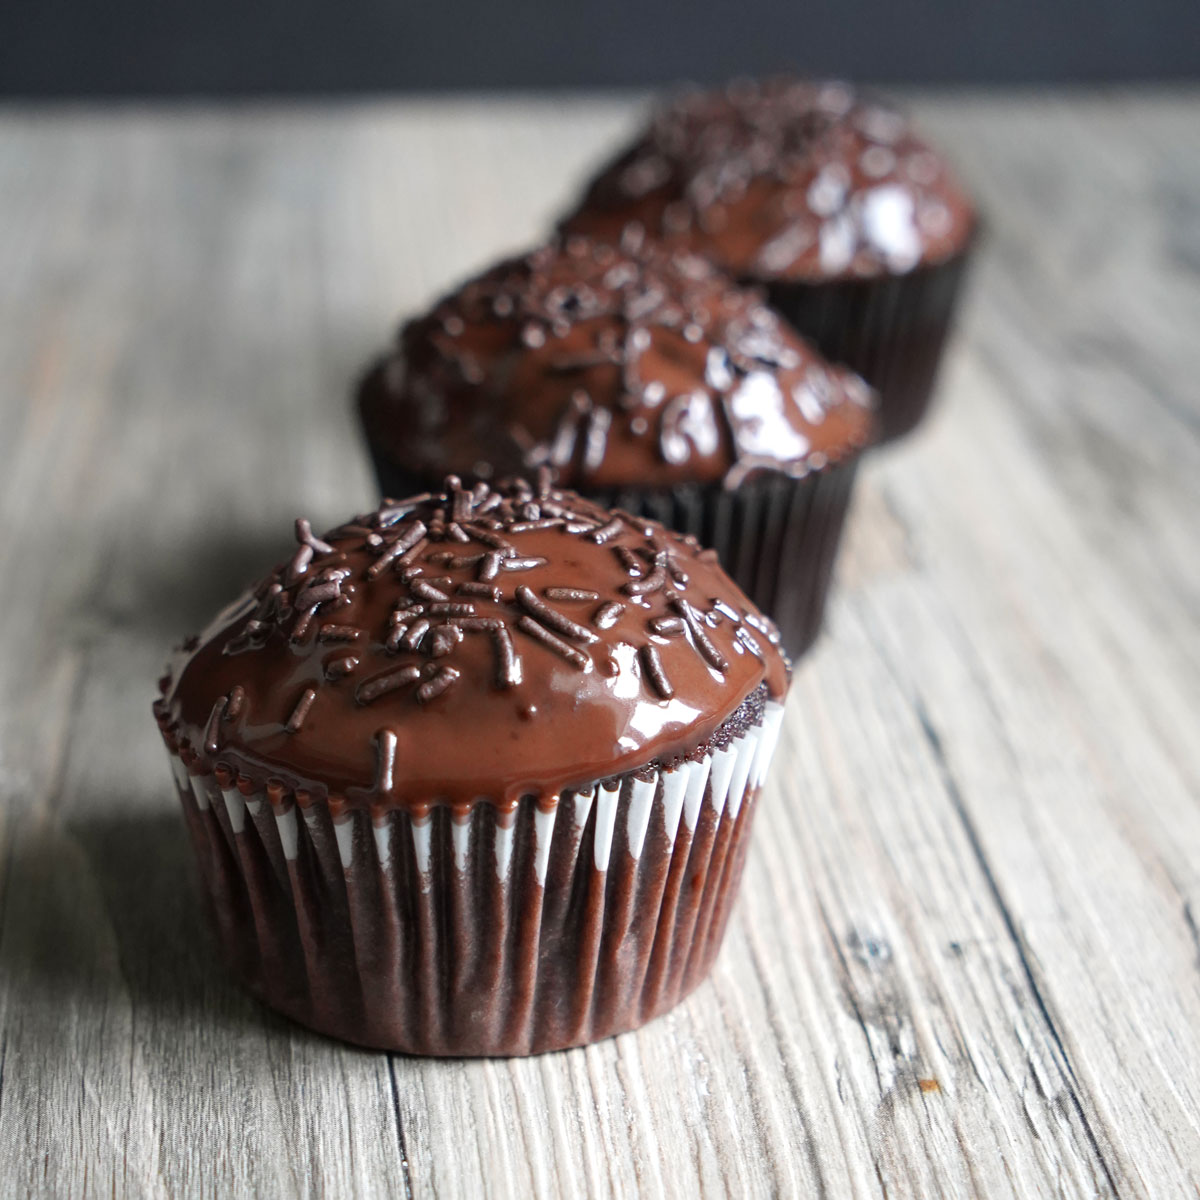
[2,0,1198,96]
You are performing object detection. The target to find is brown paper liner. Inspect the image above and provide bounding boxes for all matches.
[762,246,974,443]
[168,701,784,1057]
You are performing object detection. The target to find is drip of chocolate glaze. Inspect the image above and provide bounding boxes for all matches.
[155,476,790,813]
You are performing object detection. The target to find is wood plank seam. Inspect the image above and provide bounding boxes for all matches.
[387,1055,416,1200]
[714,937,832,1198]
[911,696,1124,1198]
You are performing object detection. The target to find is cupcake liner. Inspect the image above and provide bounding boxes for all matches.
[762,245,974,443]
[168,700,785,1057]
[363,454,860,662]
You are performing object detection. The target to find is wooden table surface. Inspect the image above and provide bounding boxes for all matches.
[1,90,1198,1199]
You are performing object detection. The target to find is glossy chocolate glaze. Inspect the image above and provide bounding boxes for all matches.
[357,237,874,491]
[155,477,790,813]
[560,78,976,285]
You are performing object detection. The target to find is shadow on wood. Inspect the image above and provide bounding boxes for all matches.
[0,806,290,1038]
[98,526,296,649]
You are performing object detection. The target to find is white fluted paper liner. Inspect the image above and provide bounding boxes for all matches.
[168,699,785,1056]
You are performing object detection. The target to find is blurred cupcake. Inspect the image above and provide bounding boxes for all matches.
[357,237,874,657]
[561,78,977,442]
[154,475,791,1056]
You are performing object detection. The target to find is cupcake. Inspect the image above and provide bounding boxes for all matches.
[560,78,977,442]
[357,237,874,658]
[154,475,790,1056]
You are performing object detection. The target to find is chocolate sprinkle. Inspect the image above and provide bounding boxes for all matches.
[377,495,430,524]
[455,616,503,632]
[640,644,674,699]
[501,556,548,572]
[357,665,421,704]
[390,605,426,624]
[431,552,483,570]
[650,615,685,637]
[672,597,730,672]
[457,581,501,600]
[428,626,461,657]
[290,608,316,644]
[410,578,450,602]
[225,685,246,721]
[286,687,317,733]
[744,611,782,644]
[493,626,522,688]
[203,697,227,755]
[593,600,625,630]
[402,618,432,651]
[614,545,645,578]
[544,587,600,602]
[417,665,460,704]
[735,624,764,658]
[286,543,313,584]
[450,488,471,524]
[515,586,600,645]
[368,520,427,578]
[589,517,625,545]
[509,519,564,533]
[294,581,341,610]
[516,615,588,668]
[295,517,335,557]
[467,526,515,553]
[622,567,667,596]
[325,654,360,680]
[428,601,476,617]
[712,598,742,623]
[374,728,397,791]
[319,624,363,643]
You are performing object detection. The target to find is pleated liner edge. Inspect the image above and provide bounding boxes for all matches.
[763,244,975,444]
[168,699,785,1056]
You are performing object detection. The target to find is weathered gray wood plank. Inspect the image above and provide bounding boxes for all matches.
[0,92,1198,1198]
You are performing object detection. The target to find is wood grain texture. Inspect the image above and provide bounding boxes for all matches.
[1,91,1198,1198]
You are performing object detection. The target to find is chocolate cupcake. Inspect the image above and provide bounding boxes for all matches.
[154,475,790,1056]
[357,238,874,658]
[561,78,977,442]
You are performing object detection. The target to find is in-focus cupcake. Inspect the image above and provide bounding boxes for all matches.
[357,237,874,658]
[560,78,977,442]
[154,475,790,1056]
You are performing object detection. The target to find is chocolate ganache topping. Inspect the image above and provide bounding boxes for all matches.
[357,237,873,491]
[560,78,976,284]
[155,476,790,812]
